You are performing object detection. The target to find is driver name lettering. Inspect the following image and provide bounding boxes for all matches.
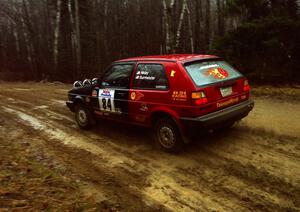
[135,70,155,81]
[136,75,155,80]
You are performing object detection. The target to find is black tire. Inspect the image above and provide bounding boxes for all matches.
[154,117,184,153]
[74,104,95,130]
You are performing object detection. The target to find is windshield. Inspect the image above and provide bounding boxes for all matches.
[184,60,242,86]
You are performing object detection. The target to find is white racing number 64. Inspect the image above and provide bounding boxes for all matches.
[99,89,116,112]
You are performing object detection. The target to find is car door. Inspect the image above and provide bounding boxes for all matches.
[128,62,170,125]
[97,63,135,121]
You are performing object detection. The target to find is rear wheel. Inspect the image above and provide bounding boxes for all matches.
[154,118,184,153]
[75,104,95,130]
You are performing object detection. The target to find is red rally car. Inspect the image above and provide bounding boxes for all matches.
[66,54,254,152]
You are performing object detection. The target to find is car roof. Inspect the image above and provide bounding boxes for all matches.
[115,54,220,63]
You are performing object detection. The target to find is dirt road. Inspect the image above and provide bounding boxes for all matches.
[0,82,300,211]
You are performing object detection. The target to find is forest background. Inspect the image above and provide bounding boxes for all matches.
[0,0,299,83]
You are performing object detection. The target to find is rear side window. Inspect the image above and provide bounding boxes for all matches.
[133,64,169,90]
[184,60,242,87]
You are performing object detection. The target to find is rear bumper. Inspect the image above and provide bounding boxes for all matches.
[66,101,75,112]
[181,99,254,132]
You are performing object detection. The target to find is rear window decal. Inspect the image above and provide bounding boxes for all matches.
[199,64,219,70]
[184,61,242,87]
[204,68,229,79]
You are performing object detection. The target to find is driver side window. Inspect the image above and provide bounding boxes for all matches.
[102,64,134,88]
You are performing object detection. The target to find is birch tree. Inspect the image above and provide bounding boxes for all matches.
[53,0,61,71]
[162,0,171,53]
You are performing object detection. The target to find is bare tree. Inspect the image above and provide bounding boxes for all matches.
[53,0,61,71]
[74,0,81,77]
[0,0,262,81]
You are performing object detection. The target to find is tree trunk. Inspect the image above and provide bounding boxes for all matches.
[53,0,61,71]
[186,1,194,53]
[68,0,75,61]
[217,0,225,36]
[74,0,81,78]
[175,0,187,51]
[205,0,211,51]
[20,1,34,78]
[162,0,171,54]
[195,0,204,53]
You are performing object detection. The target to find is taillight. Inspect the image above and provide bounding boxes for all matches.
[192,91,208,105]
[243,80,250,92]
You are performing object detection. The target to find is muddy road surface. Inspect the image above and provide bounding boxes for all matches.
[0,82,300,211]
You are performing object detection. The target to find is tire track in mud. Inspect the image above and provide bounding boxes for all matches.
[1,85,300,211]
[198,133,300,186]
[182,150,300,211]
[1,102,299,211]
[0,95,248,210]
[0,103,237,211]
[0,111,165,211]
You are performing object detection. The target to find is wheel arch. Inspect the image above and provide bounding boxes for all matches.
[73,95,85,106]
[150,108,189,144]
[150,109,180,127]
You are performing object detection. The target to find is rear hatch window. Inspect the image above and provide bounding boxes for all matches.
[184,60,242,87]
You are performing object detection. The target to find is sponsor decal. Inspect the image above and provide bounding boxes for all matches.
[101,89,111,97]
[170,70,176,77]
[172,90,187,101]
[217,97,239,108]
[135,115,146,122]
[131,92,136,100]
[204,68,229,79]
[140,104,148,112]
[200,64,219,70]
[131,91,144,101]
[135,75,155,80]
[92,89,98,97]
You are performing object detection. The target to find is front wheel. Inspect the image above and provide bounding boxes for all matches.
[74,104,95,130]
[154,118,184,153]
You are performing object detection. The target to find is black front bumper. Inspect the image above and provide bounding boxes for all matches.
[181,99,254,131]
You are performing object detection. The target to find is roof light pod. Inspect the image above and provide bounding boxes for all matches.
[83,79,92,86]
[73,81,83,88]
